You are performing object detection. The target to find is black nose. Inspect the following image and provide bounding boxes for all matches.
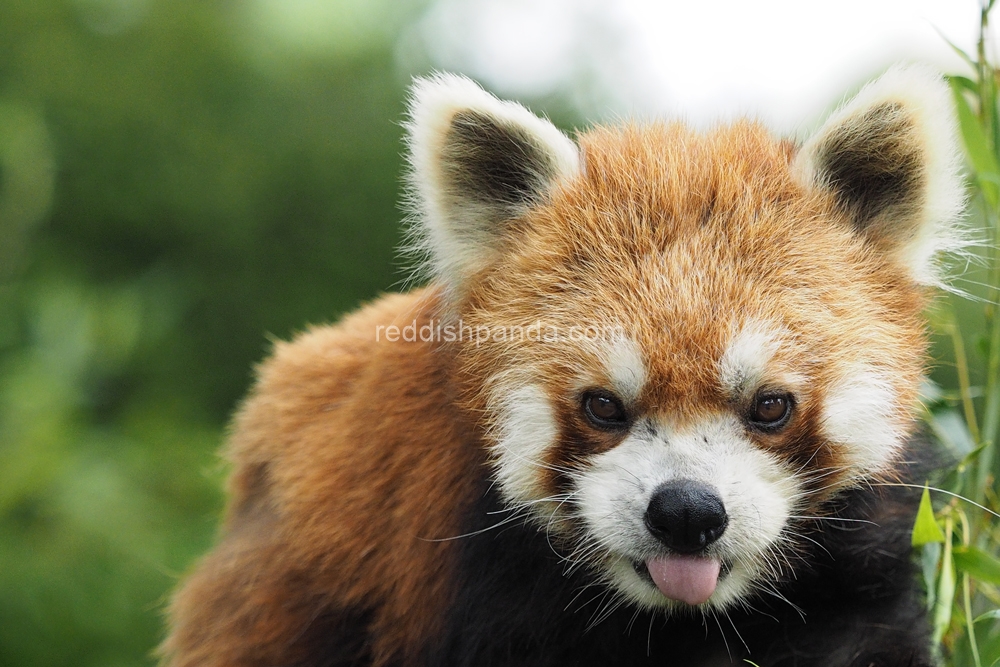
[644,479,728,553]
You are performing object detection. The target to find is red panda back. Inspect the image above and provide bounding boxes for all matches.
[162,290,479,667]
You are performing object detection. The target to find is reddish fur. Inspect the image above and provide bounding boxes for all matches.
[460,122,925,498]
[162,292,480,666]
[163,121,930,664]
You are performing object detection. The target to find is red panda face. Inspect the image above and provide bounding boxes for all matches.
[405,69,963,611]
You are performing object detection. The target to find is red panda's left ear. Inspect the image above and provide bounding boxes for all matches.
[794,65,966,286]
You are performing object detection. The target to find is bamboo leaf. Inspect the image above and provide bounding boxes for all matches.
[959,441,990,468]
[979,615,1000,667]
[949,74,981,95]
[912,487,946,546]
[922,542,941,611]
[954,547,1000,585]
[950,80,1000,208]
[932,517,955,647]
[975,609,1000,624]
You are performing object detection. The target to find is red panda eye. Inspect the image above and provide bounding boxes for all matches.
[583,392,628,428]
[749,393,792,429]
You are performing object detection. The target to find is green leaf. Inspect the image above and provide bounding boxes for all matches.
[954,547,1000,585]
[912,487,946,546]
[949,74,981,95]
[959,441,990,468]
[975,609,1000,624]
[922,542,941,611]
[951,80,1000,208]
[980,612,1000,667]
[932,533,956,646]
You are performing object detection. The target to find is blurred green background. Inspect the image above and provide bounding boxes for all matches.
[0,1,992,666]
[0,0,434,664]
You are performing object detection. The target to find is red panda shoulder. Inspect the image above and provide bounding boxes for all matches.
[163,290,482,666]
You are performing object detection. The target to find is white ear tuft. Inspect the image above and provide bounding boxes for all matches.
[404,73,580,296]
[794,65,967,286]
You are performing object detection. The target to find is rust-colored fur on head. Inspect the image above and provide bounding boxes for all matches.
[163,66,964,666]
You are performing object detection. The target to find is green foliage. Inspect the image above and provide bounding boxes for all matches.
[914,487,947,547]
[954,547,1000,587]
[917,4,1000,666]
[0,0,423,664]
[2,1,998,665]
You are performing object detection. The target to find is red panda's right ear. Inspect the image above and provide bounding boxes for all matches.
[404,74,580,297]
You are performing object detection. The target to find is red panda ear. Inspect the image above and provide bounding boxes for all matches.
[404,74,580,296]
[794,65,966,286]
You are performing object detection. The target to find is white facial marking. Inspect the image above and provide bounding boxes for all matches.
[602,336,647,403]
[573,414,798,612]
[489,382,558,509]
[719,321,805,407]
[821,367,902,475]
[719,321,786,397]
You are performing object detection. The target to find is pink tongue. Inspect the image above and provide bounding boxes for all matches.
[645,556,721,606]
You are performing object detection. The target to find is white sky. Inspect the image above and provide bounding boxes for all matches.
[408,0,991,132]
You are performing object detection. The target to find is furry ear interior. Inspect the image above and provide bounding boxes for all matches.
[405,74,580,294]
[794,65,965,285]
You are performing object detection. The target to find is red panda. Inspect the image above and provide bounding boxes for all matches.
[162,66,966,667]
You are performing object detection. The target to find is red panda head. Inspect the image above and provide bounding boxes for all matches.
[404,68,964,611]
